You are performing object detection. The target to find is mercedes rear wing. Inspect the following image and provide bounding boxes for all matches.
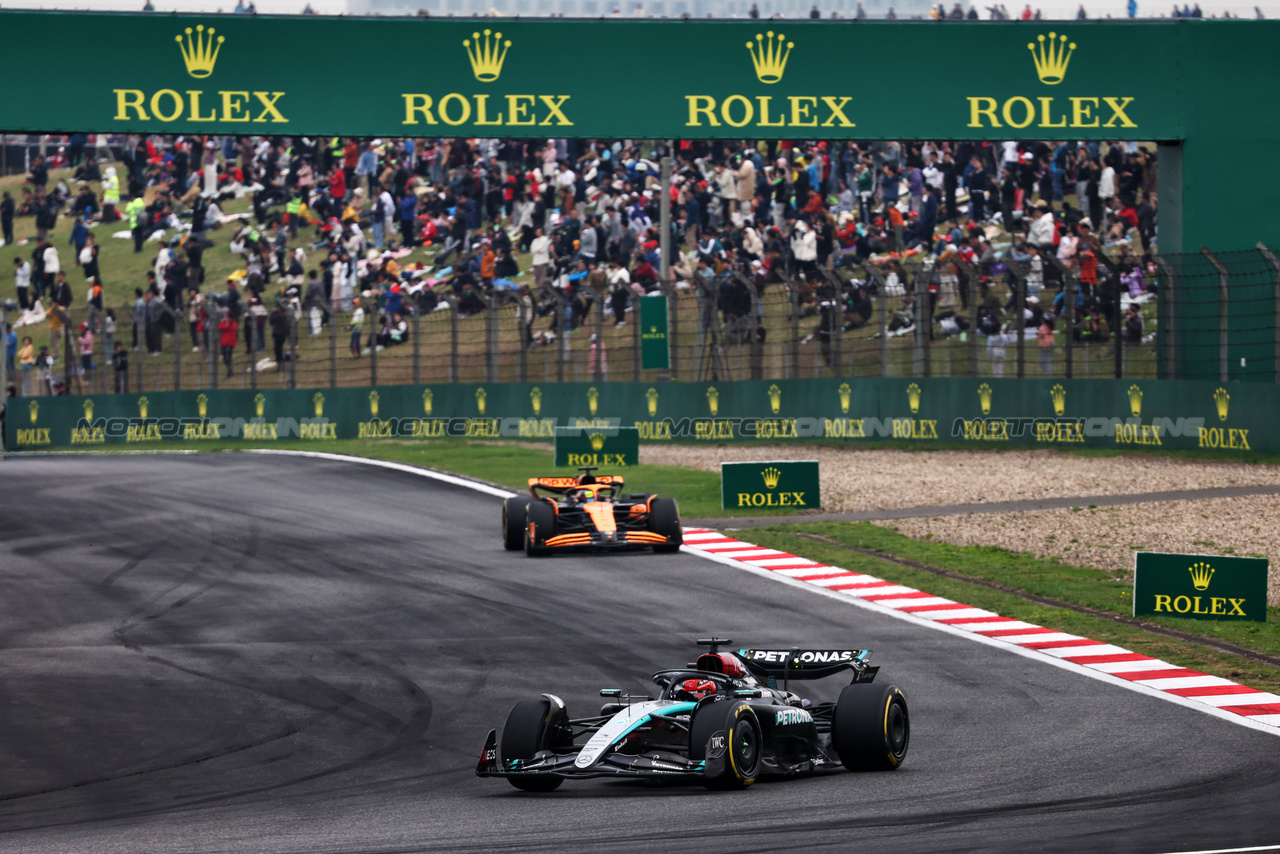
[735,648,876,682]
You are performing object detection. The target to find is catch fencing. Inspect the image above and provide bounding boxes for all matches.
[10,243,1279,400]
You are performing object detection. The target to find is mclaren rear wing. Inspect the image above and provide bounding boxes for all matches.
[736,648,877,682]
[528,475,625,495]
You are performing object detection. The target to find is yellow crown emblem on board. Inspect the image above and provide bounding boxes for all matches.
[646,387,659,417]
[1028,32,1075,85]
[761,466,782,490]
[707,386,719,416]
[176,25,225,79]
[1213,387,1229,422]
[28,400,38,424]
[1050,383,1066,417]
[475,387,487,415]
[369,390,380,417]
[1128,384,1143,417]
[589,432,606,452]
[254,393,265,418]
[1188,561,1215,591]
[768,384,782,415]
[838,382,851,415]
[907,383,921,415]
[197,393,208,419]
[530,386,541,416]
[587,386,599,416]
[313,391,325,417]
[138,396,149,419]
[464,29,511,82]
[978,383,993,416]
[423,388,434,415]
[83,399,94,422]
[747,31,793,84]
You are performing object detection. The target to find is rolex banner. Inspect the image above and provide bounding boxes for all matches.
[1133,552,1268,623]
[722,461,820,511]
[639,295,671,372]
[554,426,639,468]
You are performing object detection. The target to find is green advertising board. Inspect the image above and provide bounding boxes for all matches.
[554,426,639,468]
[1134,552,1268,623]
[639,295,671,372]
[721,460,820,511]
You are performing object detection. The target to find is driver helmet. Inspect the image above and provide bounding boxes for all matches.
[676,678,718,702]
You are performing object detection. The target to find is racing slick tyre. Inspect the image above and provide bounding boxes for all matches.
[524,500,556,557]
[648,497,683,554]
[689,700,762,789]
[832,680,909,771]
[500,698,571,792]
[503,497,528,551]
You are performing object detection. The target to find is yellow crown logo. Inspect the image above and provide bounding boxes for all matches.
[707,386,719,417]
[1188,561,1215,591]
[83,399,94,423]
[907,383,922,415]
[1128,384,1143,418]
[1050,383,1066,417]
[587,386,599,417]
[197,393,208,420]
[747,31,793,84]
[138,396,149,419]
[313,391,325,417]
[254,393,266,419]
[1213,387,1229,422]
[369,390,380,417]
[176,25,225,79]
[530,387,541,416]
[838,382,851,415]
[761,466,782,490]
[768,384,782,415]
[978,383,993,416]
[646,387,659,417]
[475,387,487,415]
[464,29,511,82]
[28,400,38,424]
[423,388,434,415]
[1028,32,1075,85]
[589,432,606,452]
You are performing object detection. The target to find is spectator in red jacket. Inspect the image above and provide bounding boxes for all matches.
[218,313,239,378]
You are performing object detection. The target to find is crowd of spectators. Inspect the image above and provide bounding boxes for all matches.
[3,130,1161,394]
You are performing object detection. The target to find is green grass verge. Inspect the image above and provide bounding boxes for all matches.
[743,523,1280,694]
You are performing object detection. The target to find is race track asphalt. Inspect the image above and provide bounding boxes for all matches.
[0,453,1278,854]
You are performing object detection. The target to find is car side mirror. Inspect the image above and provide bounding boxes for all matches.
[600,688,622,698]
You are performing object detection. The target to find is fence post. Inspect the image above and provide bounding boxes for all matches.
[666,284,680,381]
[953,257,980,377]
[659,156,672,289]
[482,290,497,383]
[1003,260,1027,378]
[631,301,641,382]
[288,309,298,389]
[1043,253,1075,380]
[1154,254,1176,380]
[519,294,530,383]
[206,320,216,390]
[248,310,257,391]
[412,306,421,385]
[1255,243,1280,385]
[368,302,378,387]
[446,294,460,382]
[912,266,928,378]
[737,273,764,381]
[1201,248,1229,383]
[328,297,337,388]
[591,291,604,383]
[862,266,889,377]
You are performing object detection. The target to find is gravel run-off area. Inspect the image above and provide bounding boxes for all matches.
[643,445,1280,605]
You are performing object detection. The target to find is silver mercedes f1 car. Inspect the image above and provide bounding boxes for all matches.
[476,638,909,791]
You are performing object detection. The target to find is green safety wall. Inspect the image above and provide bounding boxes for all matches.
[5,378,1266,455]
